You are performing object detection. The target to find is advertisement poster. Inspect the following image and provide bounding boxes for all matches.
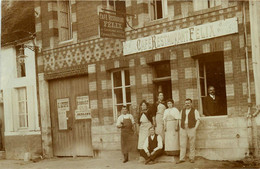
[57,98,69,130]
[75,96,91,120]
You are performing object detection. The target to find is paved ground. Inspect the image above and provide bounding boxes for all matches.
[0,151,257,169]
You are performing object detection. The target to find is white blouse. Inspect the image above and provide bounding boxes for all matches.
[163,107,180,120]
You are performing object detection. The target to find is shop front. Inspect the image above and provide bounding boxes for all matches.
[122,15,252,160]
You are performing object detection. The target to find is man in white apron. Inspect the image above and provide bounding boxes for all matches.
[116,106,135,163]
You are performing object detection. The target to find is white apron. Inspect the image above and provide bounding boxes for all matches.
[155,103,166,141]
[138,113,152,149]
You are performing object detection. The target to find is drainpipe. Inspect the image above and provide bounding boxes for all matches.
[242,1,254,156]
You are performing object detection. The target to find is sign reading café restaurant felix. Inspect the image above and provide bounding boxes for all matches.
[99,12,125,39]
[123,17,238,55]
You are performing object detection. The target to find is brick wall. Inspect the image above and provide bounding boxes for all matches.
[76,1,101,41]
[35,1,257,160]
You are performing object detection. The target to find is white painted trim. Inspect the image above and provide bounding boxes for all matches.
[200,115,228,119]
[5,131,41,136]
[111,70,131,121]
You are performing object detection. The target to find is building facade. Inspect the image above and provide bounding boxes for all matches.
[35,0,260,161]
[1,40,41,159]
[1,1,42,160]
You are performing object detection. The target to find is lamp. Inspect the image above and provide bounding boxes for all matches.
[17,46,27,64]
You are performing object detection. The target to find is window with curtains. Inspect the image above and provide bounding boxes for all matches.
[17,87,28,128]
[111,70,131,120]
[58,0,72,42]
[193,0,222,11]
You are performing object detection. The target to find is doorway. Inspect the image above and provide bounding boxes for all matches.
[49,76,93,157]
[154,80,172,102]
[198,52,227,116]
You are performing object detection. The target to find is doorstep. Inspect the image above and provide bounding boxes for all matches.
[93,150,177,163]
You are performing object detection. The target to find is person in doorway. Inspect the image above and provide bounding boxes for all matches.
[137,100,153,151]
[203,86,220,116]
[140,126,163,165]
[116,105,135,163]
[177,98,200,164]
[163,99,180,156]
[154,92,166,141]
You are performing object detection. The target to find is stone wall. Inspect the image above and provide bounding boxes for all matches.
[196,116,249,160]
[5,134,42,160]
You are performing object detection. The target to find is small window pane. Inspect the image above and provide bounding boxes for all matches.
[19,102,25,113]
[18,88,26,101]
[199,63,204,77]
[116,105,123,116]
[125,70,130,86]
[156,0,162,19]
[113,71,122,87]
[200,79,206,96]
[114,88,123,104]
[19,115,26,128]
[126,87,131,103]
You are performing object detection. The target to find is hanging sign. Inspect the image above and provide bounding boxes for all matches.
[99,12,125,39]
[75,96,91,120]
[57,98,70,130]
[123,17,238,55]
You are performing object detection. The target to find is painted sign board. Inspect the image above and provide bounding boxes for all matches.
[57,98,70,130]
[99,12,125,39]
[123,17,238,55]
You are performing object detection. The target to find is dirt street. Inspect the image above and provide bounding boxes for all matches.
[0,151,256,169]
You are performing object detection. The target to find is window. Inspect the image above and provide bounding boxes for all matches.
[197,52,227,116]
[152,61,172,102]
[149,0,167,20]
[111,70,131,120]
[16,45,26,78]
[17,87,28,128]
[193,0,222,11]
[58,0,72,41]
[105,0,126,13]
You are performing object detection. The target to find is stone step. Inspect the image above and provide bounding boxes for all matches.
[0,151,6,159]
[95,150,178,163]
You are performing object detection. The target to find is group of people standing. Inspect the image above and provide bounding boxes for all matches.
[116,92,201,165]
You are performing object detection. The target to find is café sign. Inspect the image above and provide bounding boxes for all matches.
[99,12,125,39]
[123,17,238,55]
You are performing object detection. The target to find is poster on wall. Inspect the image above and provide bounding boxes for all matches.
[57,98,70,130]
[75,96,91,120]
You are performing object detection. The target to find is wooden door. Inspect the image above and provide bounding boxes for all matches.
[49,76,93,156]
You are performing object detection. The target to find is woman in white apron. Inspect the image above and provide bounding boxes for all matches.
[137,100,153,150]
[163,99,180,156]
[155,92,166,141]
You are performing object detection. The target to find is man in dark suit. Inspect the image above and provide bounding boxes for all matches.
[203,86,220,116]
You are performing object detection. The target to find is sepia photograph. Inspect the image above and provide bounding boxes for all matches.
[0,0,260,168]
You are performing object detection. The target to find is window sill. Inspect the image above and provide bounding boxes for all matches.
[144,17,169,27]
[58,39,74,47]
[4,131,41,136]
[200,115,228,119]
